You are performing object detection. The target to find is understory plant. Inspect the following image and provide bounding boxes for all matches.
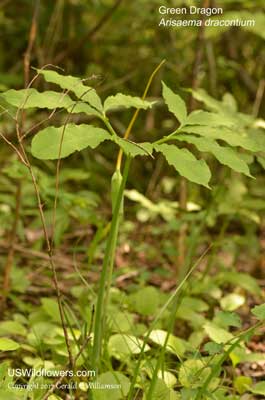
[0,64,265,399]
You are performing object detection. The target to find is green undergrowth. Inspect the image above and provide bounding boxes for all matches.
[0,260,265,399]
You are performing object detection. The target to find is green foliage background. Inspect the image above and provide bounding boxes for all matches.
[0,1,265,399]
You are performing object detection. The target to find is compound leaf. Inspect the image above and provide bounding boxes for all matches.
[184,110,236,128]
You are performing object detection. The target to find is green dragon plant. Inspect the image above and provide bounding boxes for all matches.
[1,64,265,398]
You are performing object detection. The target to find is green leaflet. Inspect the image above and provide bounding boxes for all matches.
[154,143,211,188]
[114,137,153,157]
[37,68,83,90]
[162,81,187,125]
[69,102,102,118]
[174,134,252,177]
[69,88,102,112]
[37,69,103,112]
[179,125,263,152]
[1,87,102,117]
[0,88,74,109]
[184,110,236,128]
[103,93,154,113]
[31,124,154,160]
[31,124,111,159]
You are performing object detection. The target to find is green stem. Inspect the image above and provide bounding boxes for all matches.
[102,116,117,137]
[154,128,179,145]
[101,219,120,358]
[92,156,131,371]
[104,220,119,309]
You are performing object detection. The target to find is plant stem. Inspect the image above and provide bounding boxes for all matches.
[91,61,165,371]
[102,116,117,137]
[92,156,131,370]
[154,129,179,145]
[103,217,119,314]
